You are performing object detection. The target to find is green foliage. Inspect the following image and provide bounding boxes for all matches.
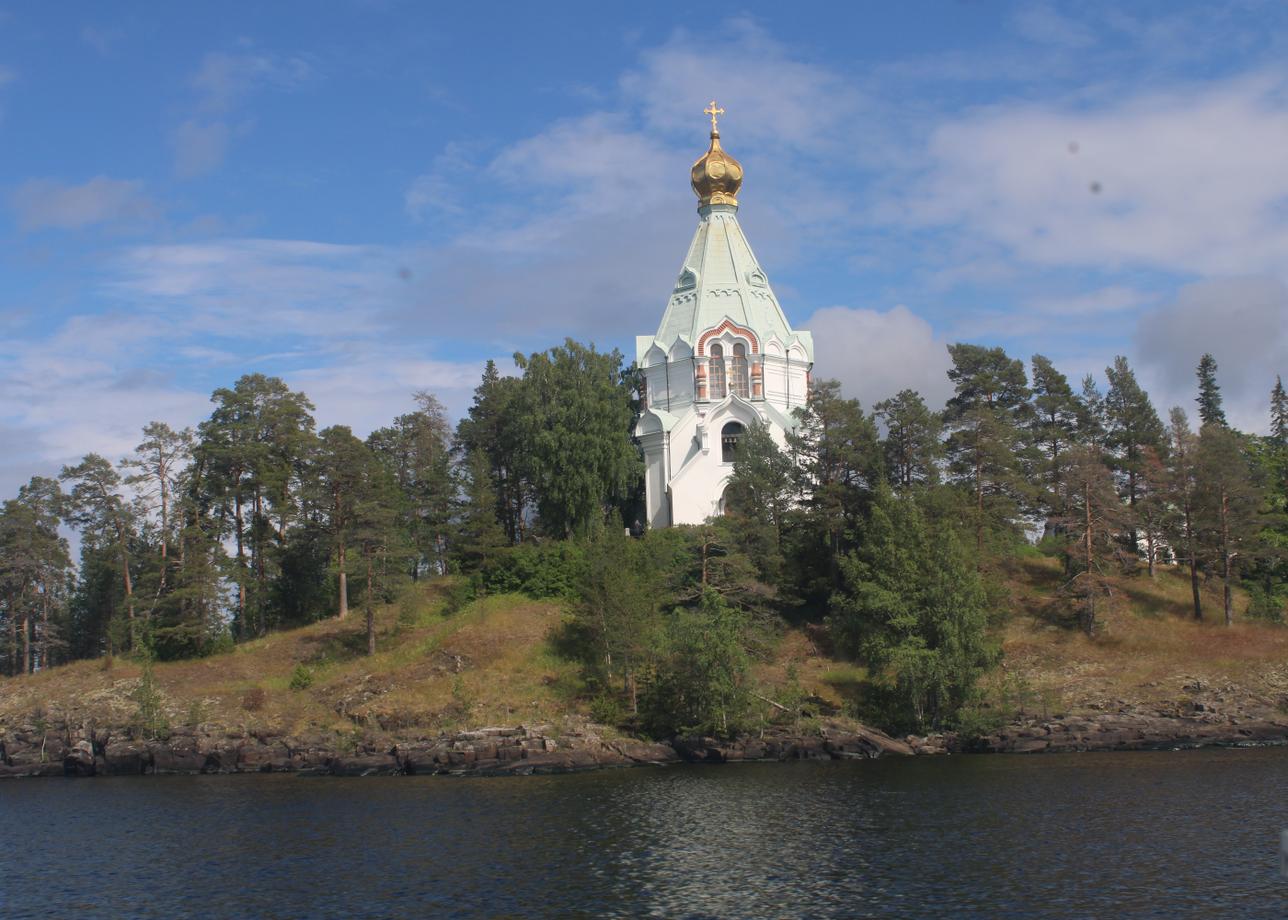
[481,542,587,599]
[589,693,626,726]
[131,655,168,741]
[830,488,998,733]
[1195,353,1227,428]
[874,388,942,492]
[642,590,752,738]
[288,663,315,691]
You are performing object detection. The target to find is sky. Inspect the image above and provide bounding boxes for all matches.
[3,1,1288,498]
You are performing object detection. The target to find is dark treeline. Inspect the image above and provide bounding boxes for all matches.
[2,339,1285,736]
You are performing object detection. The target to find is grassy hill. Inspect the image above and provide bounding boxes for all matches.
[3,559,1286,745]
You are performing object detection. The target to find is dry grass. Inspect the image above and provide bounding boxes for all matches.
[0,582,585,738]
[1000,555,1288,713]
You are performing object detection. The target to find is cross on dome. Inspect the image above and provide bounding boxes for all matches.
[704,100,725,134]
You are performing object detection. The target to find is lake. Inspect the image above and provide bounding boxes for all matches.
[3,748,1286,918]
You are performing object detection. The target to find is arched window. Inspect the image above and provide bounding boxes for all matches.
[730,342,749,398]
[721,421,744,463]
[708,343,727,400]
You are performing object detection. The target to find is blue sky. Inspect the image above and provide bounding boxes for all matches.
[3,1,1288,496]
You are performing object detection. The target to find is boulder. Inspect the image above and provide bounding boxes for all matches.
[102,741,152,775]
[63,740,96,776]
[329,754,401,776]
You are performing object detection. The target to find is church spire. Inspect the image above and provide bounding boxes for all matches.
[690,100,743,208]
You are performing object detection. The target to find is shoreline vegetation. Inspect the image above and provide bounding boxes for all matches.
[3,343,1287,778]
[4,562,1287,779]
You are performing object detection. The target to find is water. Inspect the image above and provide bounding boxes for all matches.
[2,748,1287,918]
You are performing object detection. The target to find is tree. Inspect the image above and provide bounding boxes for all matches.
[1196,424,1263,625]
[787,379,883,597]
[1166,409,1205,620]
[643,590,751,737]
[942,344,1034,559]
[0,479,73,674]
[575,526,664,713]
[367,392,455,579]
[121,422,193,595]
[1104,356,1164,556]
[723,422,795,587]
[1272,376,1288,446]
[874,389,941,492]
[311,426,371,620]
[452,450,509,575]
[456,360,530,543]
[60,455,138,650]
[829,487,995,731]
[1028,355,1081,526]
[196,374,316,638]
[1196,353,1227,428]
[1057,445,1128,634]
[511,340,642,538]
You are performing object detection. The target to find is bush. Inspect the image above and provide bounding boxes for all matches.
[589,693,626,726]
[288,664,315,691]
[241,687,268,712]
[131,657,169,741]
[480,542,587,599]
[642,591,752,739]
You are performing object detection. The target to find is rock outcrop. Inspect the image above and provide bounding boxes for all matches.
[0,717,911,779]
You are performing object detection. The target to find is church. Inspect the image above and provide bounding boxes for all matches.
[635,103,814,527]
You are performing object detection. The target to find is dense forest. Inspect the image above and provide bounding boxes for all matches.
[2,338,1286,736]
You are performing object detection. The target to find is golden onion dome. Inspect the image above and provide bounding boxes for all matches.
[691,100,743,208]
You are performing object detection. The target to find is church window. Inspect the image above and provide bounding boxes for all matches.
[709,343,727,400]
[721,421,744,463]
[730,342,749,398]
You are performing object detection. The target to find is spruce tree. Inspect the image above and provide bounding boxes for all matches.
[1271,375,1288,446]
[1196,353,1227,428]
[1103,356,1164,556]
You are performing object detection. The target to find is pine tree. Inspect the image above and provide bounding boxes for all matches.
[1196,353,1227,428]
[723,422,795,585]
[1104,356,1164,556]
[1166,409,1204,620]
[121,422,193,597]
[1057,445,1127,634]
[942,344,1034,559]
[873,389,942,492]
[60,455,138,650]
[1029,355,1082,527]
[311,426,372,620]
[1196,424,1263,625]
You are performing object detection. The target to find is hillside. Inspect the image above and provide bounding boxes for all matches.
[2,561,1287,775]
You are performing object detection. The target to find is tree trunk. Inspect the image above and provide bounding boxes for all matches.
[337,541,348,619]
[21,613,32,675]
[1221,488,1233,627]
[40,584,50,671]
[1145,530,1156,578]
[1084,479,1095,636]
[365,553,376,657]
[1184,502,1202,621]
[234,490,246,637]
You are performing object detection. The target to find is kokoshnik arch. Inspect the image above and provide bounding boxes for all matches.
[635,102,815,527]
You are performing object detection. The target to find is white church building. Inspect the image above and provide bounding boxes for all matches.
[635,104,814,527]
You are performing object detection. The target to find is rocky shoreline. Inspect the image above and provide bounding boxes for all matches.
[0,718,916,779]
[3,704,1286,778]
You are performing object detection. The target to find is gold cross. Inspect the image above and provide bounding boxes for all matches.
[704,100,724,132]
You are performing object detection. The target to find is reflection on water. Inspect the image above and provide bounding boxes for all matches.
[2,748,1287,918]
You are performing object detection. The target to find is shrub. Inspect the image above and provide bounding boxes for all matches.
[480,542,587,599]
[288,664,315,691]
[241,687,268,712]
[131,657,169,741]
[589,693,625,726]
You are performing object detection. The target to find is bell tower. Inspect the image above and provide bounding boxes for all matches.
[634,104,814,527]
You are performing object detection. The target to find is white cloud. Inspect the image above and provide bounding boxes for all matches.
[899,72,1288,277]
[1012,4,1096,48]
[172,119,231,178]
[10,176,157,231]
[1135,276,1288,432]
[805,304,954,409]
[190,50,313,113]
